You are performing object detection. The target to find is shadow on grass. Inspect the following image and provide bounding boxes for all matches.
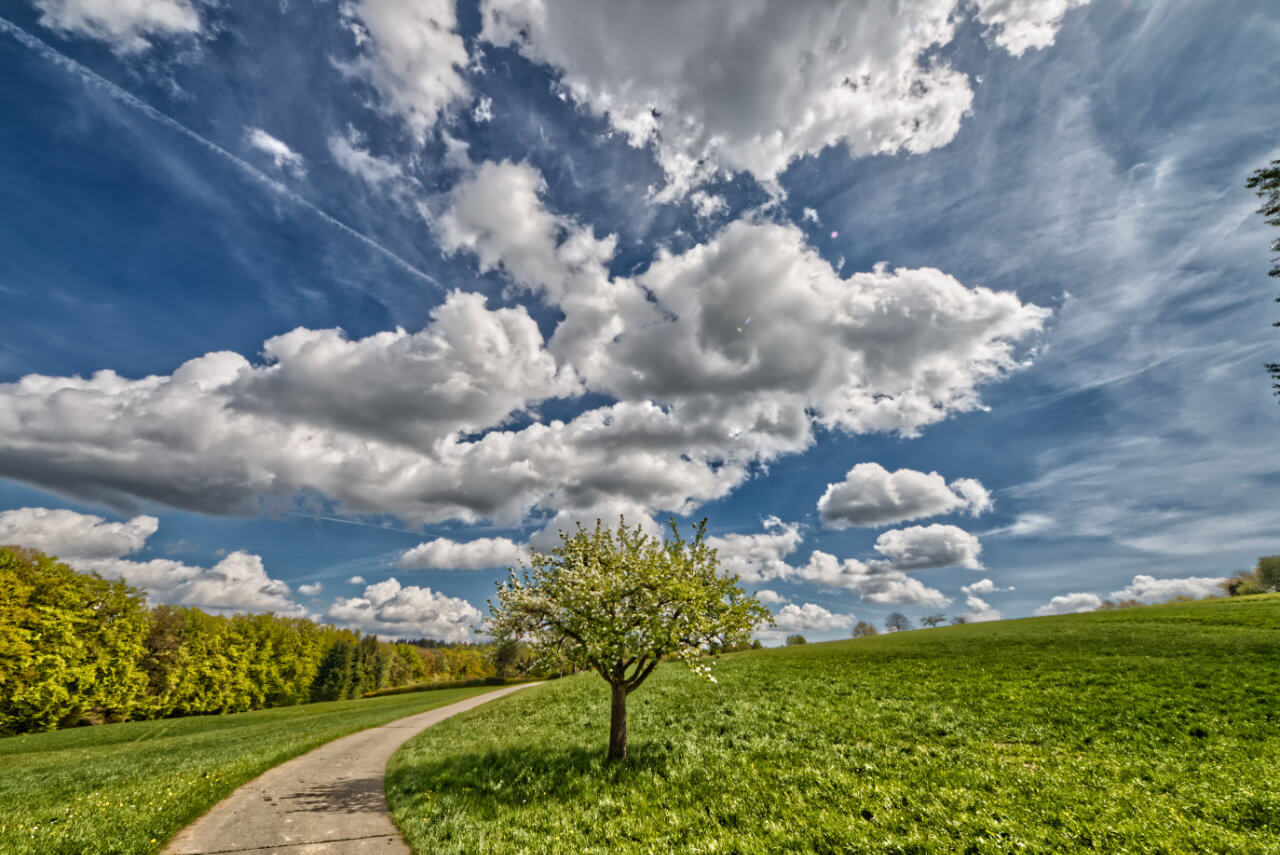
[389,741,675,810]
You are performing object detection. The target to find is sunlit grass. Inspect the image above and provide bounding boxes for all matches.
[389,595,1280,853]
[0,685,494,854]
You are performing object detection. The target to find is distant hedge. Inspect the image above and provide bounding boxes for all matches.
[0,546,497,735]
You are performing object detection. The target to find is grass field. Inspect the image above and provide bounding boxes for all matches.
[0,685,494,854]
[388,595,1280,854]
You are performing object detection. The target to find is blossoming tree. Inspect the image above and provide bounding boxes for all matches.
[488,518,770,761]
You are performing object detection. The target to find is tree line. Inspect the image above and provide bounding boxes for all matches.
[0,545,510,736]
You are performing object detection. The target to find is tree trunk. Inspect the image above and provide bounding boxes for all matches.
[608,681,627,761]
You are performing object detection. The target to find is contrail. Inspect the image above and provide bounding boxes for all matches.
[0,16,442,290]
[282,510,428,537]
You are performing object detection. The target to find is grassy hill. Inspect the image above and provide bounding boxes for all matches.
[388,595,1280,854]
[0,685,495,854]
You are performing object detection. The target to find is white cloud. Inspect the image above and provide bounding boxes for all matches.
[706,516,803,584]
[1034,592,1102,615]
[769,602,854,633]
[986,513,1054,538]
[802,207,820,224]
[298,582,324,596]
[961,577,1013,596]
[32,0,201,53]
[961,594,1002,622]
[340,0,470,140]
[478,0,1083,196]
[0,505,303,616]
[0,159,1043,536]
[1109,574,1226,604]
[480,0,972,197]
[791,551,951,607]
[232,289,576,448]
[818,463,992,528]
[753,588,788,605]
[347,575,367,585]
[328,127,409,191]
[872,524,983,570]
[327,577,482,641]
[246,128,305,177]
[399,536,528,570]
[169,551,305,616]
[971,0,1090,57]
[689,191,726,219]
[0,507,157,559]
[472,96,494,123]
[439,161,1048,444]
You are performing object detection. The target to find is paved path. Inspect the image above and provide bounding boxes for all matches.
[164,684,538,854]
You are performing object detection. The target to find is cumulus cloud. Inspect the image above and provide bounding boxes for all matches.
[791,551,951,607]
[702,516,981,607]
[972,0,1090,56]
[232,289,576,448]
[0,157,1043,535]
[398,536,528,570]
[1109,574,1226,603]
[479,0,1084,196]
[246,128,305,176]
[0,507,158,559]
[961,594,1002,622]
[961,577,1013,596]
[1035,592,1102,615]
[326,577,481,641]
[298,582,324,596]
[439,161,1048,442]
[872,524,983,570]
[168,551,304,616]
[706,516,804,584]
[753,589,789,605]
[769,602,854,633]
[0,506,303,615]
[347,575,366,585]
[689,191,726,219]
[340,0,469,140]
[32,0,201,53]
[480,0,970,196]
[818,463,992,528]
[328,128,409,191]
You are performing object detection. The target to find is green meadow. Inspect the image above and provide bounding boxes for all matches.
[0,685,493,854]
[388,595,1280,854]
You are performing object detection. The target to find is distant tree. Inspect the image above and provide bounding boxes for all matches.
[884,612,912,633]
[750,638,764,650]
[488,518,769,761]
[1256,556,1280,591]
[785,634,807,646]
[1095,599,1144,611]
[851,620,878,638]
[1246,160,1280,398]
[920,613,946,628]
[950,615,968,625]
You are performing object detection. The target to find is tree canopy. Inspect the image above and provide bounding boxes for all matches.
[488,518,769,760]
[885,612,913,632]
[1245,160,1280,398]
[0,545,511,735]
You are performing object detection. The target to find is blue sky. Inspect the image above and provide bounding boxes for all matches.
[1,0,1277,641]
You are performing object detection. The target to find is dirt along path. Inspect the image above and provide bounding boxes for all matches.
[164,683,539,854]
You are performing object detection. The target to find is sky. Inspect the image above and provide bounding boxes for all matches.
[1,0,1277,643]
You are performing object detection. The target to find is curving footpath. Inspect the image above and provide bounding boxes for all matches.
[164,684,538,855]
